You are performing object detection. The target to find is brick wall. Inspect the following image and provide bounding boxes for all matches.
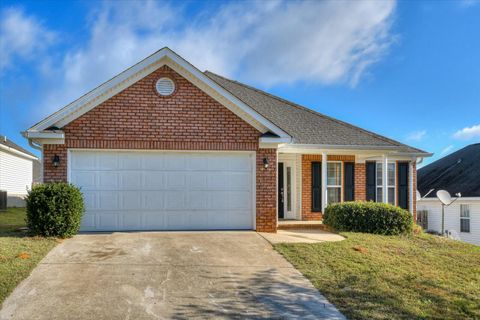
[354,163,366,201]
[256,149,277,232]
[42,65,280,232]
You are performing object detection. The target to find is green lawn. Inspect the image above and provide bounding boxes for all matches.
[275,232,480,320]
[0,208,57,304]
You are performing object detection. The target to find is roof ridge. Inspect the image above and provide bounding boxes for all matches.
[204,71,424,152]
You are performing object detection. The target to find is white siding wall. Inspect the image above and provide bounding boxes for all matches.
[0,150,33,196]
[417,199,480,245]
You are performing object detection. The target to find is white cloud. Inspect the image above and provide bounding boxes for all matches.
[453,124,480,140]
[459,0,478,8]
[26,0,397,118]
[406,130,426,141]
[440,145,454,155]
[0,7,56,71]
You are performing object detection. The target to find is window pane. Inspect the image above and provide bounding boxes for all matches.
[460,218,470,233]
[327,163,341,186]
[376,163,383,186]
[327,187,341,204]
[388,163,395,186]
[376,187,383,202]
[388,187,395,205]
[460,205,470,217]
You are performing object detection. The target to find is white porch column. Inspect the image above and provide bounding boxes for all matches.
[321,152,327,212]
[383,154,388,203]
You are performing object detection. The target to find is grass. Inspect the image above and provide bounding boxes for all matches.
[0,208,57,304]
[275,232,480,320]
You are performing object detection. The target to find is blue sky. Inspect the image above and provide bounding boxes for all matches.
[0,0,479,166]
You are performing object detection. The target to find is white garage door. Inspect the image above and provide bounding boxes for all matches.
[69,150,254,231]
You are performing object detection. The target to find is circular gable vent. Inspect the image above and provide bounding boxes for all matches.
[156,77,175,96]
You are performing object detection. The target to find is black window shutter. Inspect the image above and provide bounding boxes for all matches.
[312,162,322,212]
[366,162,376,201]
[344,162,355,201]
[398,162,409,209]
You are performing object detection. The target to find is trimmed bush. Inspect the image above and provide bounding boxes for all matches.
[323,201,413,235]
[26,183,84,237]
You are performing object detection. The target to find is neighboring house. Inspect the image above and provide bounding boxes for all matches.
[417,143,480,245]
[22,48,431,232]
[0,135,39,207]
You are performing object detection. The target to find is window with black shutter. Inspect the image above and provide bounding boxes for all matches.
[312,162,322,212]
[344,162,355,201]
[397,162,409,209]
[366,162,376,201]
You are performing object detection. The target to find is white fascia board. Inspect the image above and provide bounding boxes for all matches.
[23,131,65,146]
[0,144,38,161]
[27,47,290,140]
[278,144,431,157]
[418,197,480,202]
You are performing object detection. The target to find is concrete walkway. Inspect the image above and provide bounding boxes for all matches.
[259,229,345,244]
[1,231,345,320]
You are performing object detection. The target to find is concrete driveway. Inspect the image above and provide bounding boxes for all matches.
[1,231,344,320]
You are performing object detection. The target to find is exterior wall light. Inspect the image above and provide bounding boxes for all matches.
[53,154,60,167]
[263,157,269,169]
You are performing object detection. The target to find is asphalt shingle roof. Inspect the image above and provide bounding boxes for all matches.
[205,71,428,154]
[0,135,37,158]
[418,143,480,198]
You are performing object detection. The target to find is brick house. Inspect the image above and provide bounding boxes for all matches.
[23,48,431,232]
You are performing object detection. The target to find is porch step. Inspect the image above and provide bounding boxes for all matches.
[277,220,328,230]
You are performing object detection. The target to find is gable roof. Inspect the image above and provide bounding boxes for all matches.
[418,143,480,198]
[205,71,428,154]
[25,47,289,141]
[0,135,37,159]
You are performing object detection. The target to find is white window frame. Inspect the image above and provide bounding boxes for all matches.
[375,161,396,205]
[326,161,342,205]
[460,204,470,233]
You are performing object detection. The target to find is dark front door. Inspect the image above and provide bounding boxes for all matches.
[278,162,284,219]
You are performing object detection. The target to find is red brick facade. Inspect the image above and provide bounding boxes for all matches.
[42,65,279,232]
[256,149,277,232]
[354,163,366,201]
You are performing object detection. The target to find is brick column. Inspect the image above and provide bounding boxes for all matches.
[354,162,366,201]
[43,144,68,183]
[256,149,277,232]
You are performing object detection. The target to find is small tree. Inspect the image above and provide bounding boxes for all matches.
[26,183,84,237]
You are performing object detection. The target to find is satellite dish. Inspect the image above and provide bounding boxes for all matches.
[437,190,453,205]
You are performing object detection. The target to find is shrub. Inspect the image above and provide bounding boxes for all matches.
[26,183,84,237]
[323,201,413,235]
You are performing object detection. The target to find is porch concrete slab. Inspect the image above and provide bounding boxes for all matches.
[259,229,345,244]
[1,231,345,320]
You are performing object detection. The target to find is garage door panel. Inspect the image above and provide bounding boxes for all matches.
[121,191,142,210]
[144,212,166,228]
[164,154,186,170]
[98,172,118,189]
[144,172,165,189]
[166,172,186,188]
[120,171,142,189]
[98,191,119,210]
[122,213,143,230]
[143,191,164,209]
[165,191,186,209]
[71,151,254,231]
[98,213,118,230]
[143,154,164,170]
[97,153,118,170]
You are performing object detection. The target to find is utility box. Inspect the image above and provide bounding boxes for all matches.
[0,190,7,211]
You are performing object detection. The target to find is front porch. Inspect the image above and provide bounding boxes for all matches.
[275,150,417,227]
